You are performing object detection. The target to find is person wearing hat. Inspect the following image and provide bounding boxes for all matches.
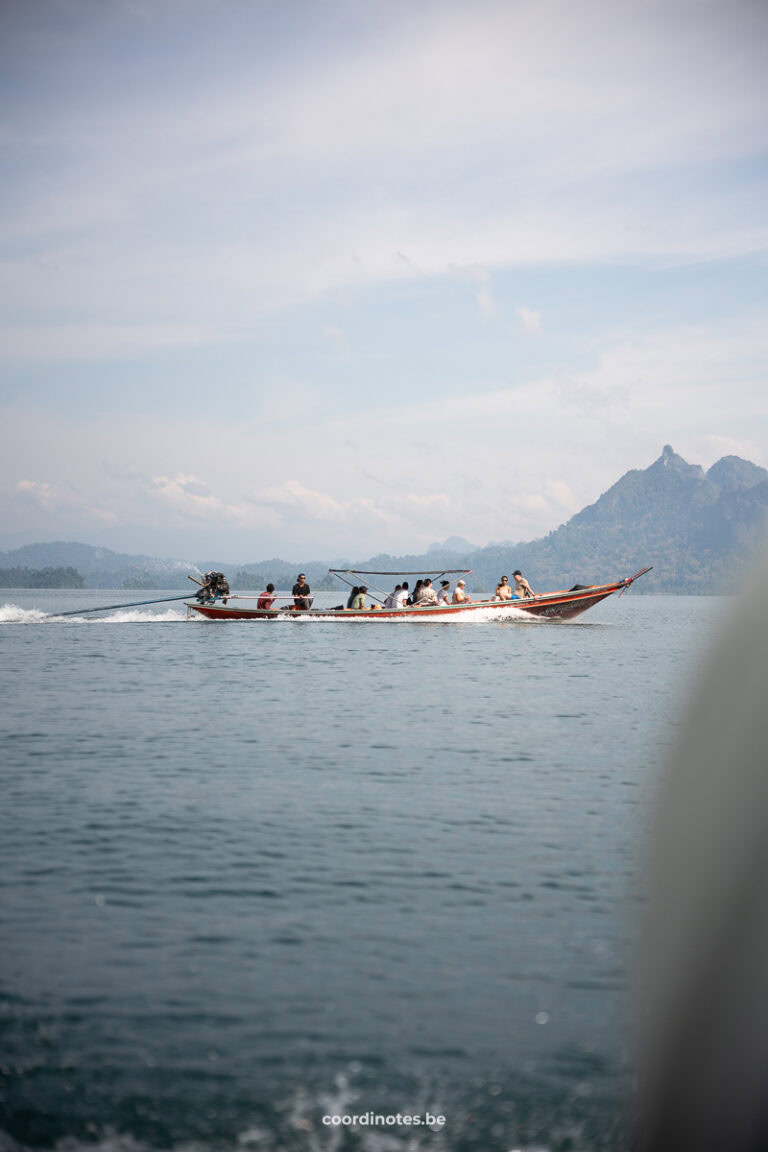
[452,579,471,603]
[292,573,311,610]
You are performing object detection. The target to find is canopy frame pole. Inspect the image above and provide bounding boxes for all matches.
[328,568,472,577]
[349,574,391,601]
[330,567,468,606]
[329,570,385,606]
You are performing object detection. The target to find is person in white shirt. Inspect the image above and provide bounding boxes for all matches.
[394,582,408,608]
[437,580,451,604]
[383,584,402,609]
[452,579,471,603]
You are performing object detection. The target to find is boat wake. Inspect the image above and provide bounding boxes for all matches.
[75,607,188,623]
[0,603,51,623]
[0,603,187,624]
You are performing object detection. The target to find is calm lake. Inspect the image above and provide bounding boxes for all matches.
[0,591,723,1151]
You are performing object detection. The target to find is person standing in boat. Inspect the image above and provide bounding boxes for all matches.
[257,583,277,609]
[512,569,536,599]
[292,573,311,609]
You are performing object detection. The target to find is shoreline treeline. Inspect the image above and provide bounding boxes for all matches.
[0,566,85,588]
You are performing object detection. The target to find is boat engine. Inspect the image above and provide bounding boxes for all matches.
[196,571,230,602]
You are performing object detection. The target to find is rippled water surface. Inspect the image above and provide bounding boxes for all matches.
[0,591,724,1151]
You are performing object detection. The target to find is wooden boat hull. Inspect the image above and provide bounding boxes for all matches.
[187,569,650,622]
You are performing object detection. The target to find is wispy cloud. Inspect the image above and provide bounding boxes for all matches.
[148,474,261,525]
[1,1,766,557]
[0,322,220,362]
[1,0,766,364]
[516,305,542,334]
[14,479,116,522]
[322,324,350,358]
[476,274,498,320]
[253,481,390,526]
[4,305,764,556]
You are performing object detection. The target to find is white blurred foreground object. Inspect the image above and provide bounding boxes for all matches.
[640,546,768,1152]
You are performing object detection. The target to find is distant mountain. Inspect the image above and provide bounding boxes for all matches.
[427,535,476,555]
[342,446,768,594]
[0,542,199,590]
[3,447,767,592]
[484,447,768,592]
[228,560,345,592]
[705,455,768,491]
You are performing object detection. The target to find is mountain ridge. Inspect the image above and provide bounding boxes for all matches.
[2,447,767,592]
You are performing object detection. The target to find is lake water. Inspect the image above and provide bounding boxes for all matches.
[0,590,724,1152]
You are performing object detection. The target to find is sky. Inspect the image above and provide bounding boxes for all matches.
[1,0,767,562]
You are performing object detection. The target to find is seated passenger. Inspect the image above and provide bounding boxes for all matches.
[346,585,360,609]
[417,578,439,606]
[292,573,312,610]
[452,579,471,603]
[495,575,513,600]
[513,569,535,598]
[395,582,408,608]
[437,580,451,604]
[383,584,402,609]
[257,582,277,609]
[350,585,367,610]
[408,579,424,606]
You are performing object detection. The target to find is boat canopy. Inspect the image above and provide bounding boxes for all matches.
[328,568,472,576]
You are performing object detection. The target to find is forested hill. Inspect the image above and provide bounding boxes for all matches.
[358,447,768,593]
[0,566,85,589]
[465,447,768,592]
[3,447,767,592]
[0,542,198,590]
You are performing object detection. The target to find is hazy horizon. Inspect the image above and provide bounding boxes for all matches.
[1,441,759,567]
[2,1,767,558]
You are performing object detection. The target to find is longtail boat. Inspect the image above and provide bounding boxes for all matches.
[186,566,652,621]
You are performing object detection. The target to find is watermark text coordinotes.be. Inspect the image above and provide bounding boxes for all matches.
[322,1111,446,1130]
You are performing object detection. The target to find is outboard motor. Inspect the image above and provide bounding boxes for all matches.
[196,571,230,602]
